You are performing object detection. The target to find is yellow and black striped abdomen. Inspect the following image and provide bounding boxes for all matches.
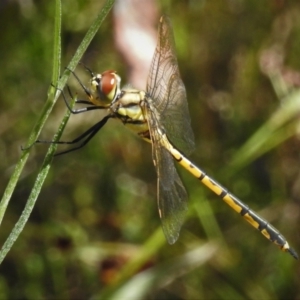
[165,137,298,259]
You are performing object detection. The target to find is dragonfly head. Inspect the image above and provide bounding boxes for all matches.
[90,70,121,105]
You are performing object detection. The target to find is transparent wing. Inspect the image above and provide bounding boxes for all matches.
[146,15,195,155]
[146,102,188,244]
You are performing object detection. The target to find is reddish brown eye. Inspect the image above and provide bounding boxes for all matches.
[100,70,117,97]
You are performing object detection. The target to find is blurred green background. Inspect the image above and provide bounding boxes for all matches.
[0,0,299,299]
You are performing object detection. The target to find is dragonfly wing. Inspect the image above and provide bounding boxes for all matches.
[156,147,188,244]
[146,15,195,155]
[147,103,188,244]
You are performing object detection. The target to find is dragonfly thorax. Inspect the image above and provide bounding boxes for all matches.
[89,70,121,106]
[110,88,149,136]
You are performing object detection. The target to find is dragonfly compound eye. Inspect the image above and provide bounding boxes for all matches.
[91,70,121,104]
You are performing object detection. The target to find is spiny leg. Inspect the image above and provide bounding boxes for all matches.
[21,87,108,152]
[66,67,93,100]
[61,85,106,114]
[36,114,112,156]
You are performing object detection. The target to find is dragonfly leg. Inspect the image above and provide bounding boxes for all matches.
[22,115,112,155]
[52,114,112,156]
[61,85,106,114]
[66,67,93,99]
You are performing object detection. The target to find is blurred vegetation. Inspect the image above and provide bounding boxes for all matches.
[0,0,299,299]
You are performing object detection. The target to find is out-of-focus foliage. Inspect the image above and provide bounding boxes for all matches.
[0,0,299,299]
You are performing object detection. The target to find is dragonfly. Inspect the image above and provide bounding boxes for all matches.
[32,16,297,259]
